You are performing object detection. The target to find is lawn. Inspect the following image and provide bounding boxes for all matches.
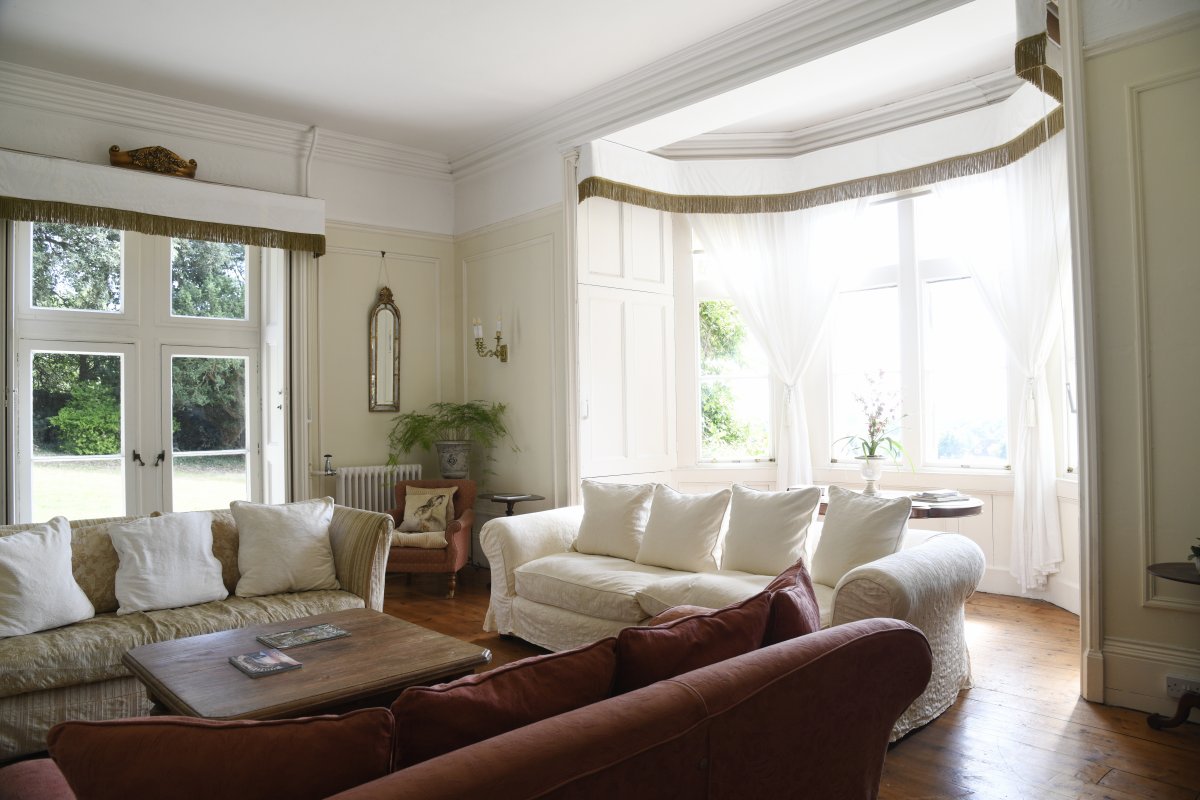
[32,456,247,521]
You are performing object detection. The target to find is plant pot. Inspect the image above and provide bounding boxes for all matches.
[856,455,887,496]
[435,440,472,479]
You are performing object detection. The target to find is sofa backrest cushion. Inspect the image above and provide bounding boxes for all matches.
[613,591,771,695]
[721,484,821,575]
[48,710,394,800]
[0,518,95,637]
[635,484,730,573]
[108,511,228,615]
[810,486,911,587]
[574,480,654,561]
[232,497,340,597]
[390,636,617,769]
[763,558,823,645]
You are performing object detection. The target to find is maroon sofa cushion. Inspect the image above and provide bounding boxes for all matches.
[390,636,617,769]
[47,709,393,800]
[613,591,771,694]
[763,557,823,646]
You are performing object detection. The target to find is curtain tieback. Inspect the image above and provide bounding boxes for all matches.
[1026,377,1038,427]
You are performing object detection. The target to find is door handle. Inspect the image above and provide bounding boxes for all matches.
[154,451,165,467]
[132,450,145,466]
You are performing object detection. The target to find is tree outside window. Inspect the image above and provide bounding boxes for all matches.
[698,300,770,461]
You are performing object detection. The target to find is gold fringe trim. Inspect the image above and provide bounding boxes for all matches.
[1015,33,1064,102]
[0,197,326,255]
[579,107,1063,214]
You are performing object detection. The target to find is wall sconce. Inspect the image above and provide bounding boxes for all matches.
[473,317,508,362]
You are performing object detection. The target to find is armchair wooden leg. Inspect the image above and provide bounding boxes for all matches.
[447,572,457,599]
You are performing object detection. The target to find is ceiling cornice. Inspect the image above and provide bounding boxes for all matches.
[0,61,452,181]
[449,0,973,179]
[651,69,1023,160]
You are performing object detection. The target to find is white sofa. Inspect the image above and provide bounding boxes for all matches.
[481,504,986,740]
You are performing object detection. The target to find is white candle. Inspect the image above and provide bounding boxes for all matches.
[496,317,503,334]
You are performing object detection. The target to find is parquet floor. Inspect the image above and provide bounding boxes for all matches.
[384,568,1200,800]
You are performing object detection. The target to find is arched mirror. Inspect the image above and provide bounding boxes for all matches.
[369,286,400,411]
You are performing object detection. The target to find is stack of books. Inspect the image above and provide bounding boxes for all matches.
[911,489,970,503]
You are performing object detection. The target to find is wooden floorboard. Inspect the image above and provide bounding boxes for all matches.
[383,570,1200,799]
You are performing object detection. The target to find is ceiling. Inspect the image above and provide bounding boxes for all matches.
[0,0,1015,162]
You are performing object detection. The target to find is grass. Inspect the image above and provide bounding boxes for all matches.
[31,456,247,520]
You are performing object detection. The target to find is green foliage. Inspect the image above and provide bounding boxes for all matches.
[172,357,246,452]
[701,382,750,448]
[699,300,745,375]
[32,353,122,454]
[171,239,246,319]
[32,223,122,311]
[49,382,120,455]
[388,401,515,454]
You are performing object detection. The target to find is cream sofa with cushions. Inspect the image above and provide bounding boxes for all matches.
[481,482,986,740]
[0,503,393,761]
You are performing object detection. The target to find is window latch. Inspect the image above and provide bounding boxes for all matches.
[131,450,145,466]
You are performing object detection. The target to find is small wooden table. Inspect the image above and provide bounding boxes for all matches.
[479,492,545,516]
[122,608,491,720]
[811,489,984,519]
[1145,563,1200,730]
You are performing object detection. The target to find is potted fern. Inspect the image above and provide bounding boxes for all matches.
[1190,538,1200,575]
[388,400,514,479]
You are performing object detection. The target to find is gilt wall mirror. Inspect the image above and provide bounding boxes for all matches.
[369,286,400,411]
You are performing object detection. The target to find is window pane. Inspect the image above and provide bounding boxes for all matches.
[171,239,247,319]
[913,192,954,262]
[829,286,903,457]
[858,202,899,270]
[31,351,124,519]
[700,377,770,460]
[924,278,1008,465]
[172,356,249,511]
[697,300,770,461]
[32,223,122,312]
[172,356,246,452]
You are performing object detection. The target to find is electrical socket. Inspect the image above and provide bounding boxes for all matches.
[1165,675,1200,699]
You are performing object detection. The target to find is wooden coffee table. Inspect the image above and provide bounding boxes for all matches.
[122,608,491,720]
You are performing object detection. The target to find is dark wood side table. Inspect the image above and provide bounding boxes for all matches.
[809,488,984,519]
[479,493,544,516]
[1145,562,1200,730]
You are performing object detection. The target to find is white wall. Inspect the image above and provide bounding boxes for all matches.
[1082,19,1200,718]
[453,147,564,236]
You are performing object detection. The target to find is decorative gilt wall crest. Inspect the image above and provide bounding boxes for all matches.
[109,145,198,178]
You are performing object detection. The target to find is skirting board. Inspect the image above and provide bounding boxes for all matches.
[1104,636,1200,720]
[978,566,1081,616]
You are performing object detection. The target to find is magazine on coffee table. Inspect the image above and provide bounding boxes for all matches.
[228,648,302,678]
[256,623,350,650]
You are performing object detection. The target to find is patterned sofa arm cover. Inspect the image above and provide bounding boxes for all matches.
[480,506,583,633]
[831,532,985,739]
[329,506,395,612]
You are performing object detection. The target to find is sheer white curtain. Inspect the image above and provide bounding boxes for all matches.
[936,134,1069,591]
[688,200,862,489]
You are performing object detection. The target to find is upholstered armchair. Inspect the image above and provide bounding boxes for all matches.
[386,479,476,598]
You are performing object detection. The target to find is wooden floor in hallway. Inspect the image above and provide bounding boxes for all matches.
[385,568,1200,799]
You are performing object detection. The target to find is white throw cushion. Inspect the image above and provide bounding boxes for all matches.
[635,484,731,572]
[231,498,340,597]
[574,480,654,561]
[392,530,448,549]
[108,511,228,615]
[810,486,911,587]
[721,484,821,575]
[0,517,95,637]
[636,571,772,617]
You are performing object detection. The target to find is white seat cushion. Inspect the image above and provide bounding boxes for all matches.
[635,572,771,618]
[514,553,688,623]
[813,583,835,628]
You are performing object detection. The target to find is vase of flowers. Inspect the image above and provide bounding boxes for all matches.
[835,371,908,496]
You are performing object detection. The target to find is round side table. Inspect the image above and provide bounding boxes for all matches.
[479,493,545,517]
[1145,562,1200,730]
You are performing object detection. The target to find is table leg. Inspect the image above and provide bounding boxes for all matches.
[1147,691,1199,730]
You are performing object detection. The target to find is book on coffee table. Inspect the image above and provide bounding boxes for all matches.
[255,623,350,650]
[228,648,302,678]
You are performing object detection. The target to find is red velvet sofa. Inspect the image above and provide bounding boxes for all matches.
[0,616,931,800]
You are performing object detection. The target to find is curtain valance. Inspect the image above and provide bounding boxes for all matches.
[579,81,1060,214]
[0,149,326,255]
